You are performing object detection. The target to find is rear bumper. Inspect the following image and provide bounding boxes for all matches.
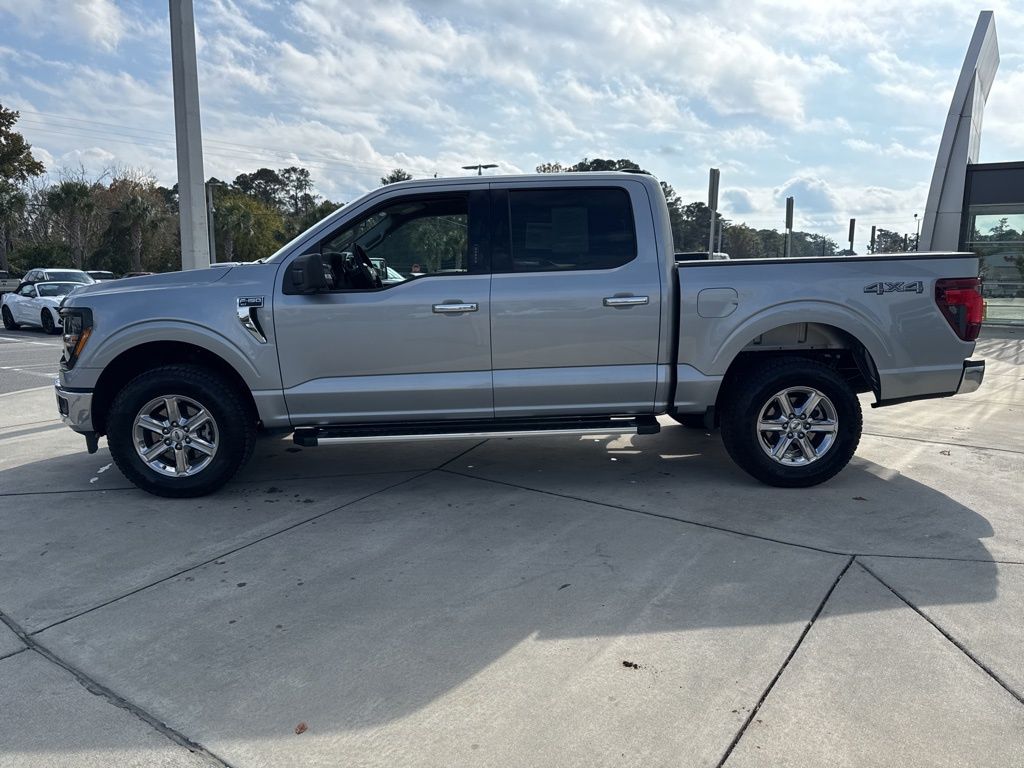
[956,359,985,395]
[54,380,94,433]
[872,358,984,408]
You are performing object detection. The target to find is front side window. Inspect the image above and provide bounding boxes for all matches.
[319,195,473,290]
[20,284,36,297]
[506,188,637,272]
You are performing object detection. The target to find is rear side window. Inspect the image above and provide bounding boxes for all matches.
[506,188,636,272]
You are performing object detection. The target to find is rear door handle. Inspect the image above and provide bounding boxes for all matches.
[432,302,479,314]
[603,296,649,307]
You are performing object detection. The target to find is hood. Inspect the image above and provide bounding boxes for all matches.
[69,266,233,299]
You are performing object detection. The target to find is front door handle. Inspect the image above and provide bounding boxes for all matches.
[603,296,649,307]
[432,302,479,314]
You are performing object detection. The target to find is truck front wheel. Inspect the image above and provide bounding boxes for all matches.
[720,357,862,488]
[106,365,256,497]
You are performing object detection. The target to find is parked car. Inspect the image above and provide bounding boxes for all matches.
[22,268,94,285]
[86,271,118,281]
[121,271,154,279]
[0,270,20,296]
[55,172,985,497]
[2,281,82,333]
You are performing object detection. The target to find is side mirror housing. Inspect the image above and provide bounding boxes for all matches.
[287,252,328,294]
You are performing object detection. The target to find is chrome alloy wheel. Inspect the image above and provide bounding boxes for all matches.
[132,395,219,477]
[756,386,838,466]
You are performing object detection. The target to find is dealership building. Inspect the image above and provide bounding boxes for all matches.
[920,11,1023,322]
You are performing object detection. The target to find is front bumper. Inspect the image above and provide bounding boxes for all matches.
[54,380,94,433]
[956,359,985,395]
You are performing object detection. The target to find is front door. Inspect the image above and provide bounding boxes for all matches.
[274,190,493,425]
[489,182,663,417]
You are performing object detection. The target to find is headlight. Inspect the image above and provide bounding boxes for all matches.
[60,308,93,369]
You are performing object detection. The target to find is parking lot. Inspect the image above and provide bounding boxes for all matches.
[0,326,1022,767]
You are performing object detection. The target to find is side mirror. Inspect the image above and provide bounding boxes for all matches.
[288,252,328,294]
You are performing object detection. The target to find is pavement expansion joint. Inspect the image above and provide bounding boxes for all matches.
[715,556,856,767]
[28,469,433,636]
[0,606,233,767]
[857,560,1024,707]
[862,430,1024,457]
[0,647,28,663]
[438,468,1019,565]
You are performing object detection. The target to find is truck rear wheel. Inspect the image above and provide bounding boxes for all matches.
[720,357,861,487]
[106,365,256,497]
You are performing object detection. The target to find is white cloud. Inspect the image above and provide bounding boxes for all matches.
[0,0,127,51]
[844,138,933,160]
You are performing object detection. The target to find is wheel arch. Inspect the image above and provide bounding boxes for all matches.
[715,321,882,415]
[91,341,259,436]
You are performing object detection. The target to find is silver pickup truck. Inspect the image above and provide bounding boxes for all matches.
[54,172,985,497]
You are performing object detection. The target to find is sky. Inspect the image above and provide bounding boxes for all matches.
[1,0,1023,248]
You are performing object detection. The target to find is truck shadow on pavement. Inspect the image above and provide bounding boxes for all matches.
[0,424,1009,757]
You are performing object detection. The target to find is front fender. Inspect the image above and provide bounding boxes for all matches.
[83,318,281,391]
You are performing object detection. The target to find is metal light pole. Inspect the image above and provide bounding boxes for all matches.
[784,196,794,258]
[170,0,210,271]
[707,168,720,256]
[462,163,498,176]
[848,218,856,254]
[914,213,921,251]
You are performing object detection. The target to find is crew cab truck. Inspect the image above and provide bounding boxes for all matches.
[55,173,985,497]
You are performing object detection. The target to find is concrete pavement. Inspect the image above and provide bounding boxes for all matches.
[0,329,1021,767]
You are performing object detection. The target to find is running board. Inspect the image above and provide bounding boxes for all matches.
[293,415,660,447]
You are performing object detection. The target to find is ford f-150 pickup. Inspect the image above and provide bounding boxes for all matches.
[54,172,985,496]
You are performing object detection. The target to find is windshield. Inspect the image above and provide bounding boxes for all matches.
[47,270,93,283]
[36,282,78,297]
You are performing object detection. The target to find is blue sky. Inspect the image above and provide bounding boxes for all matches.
[1,0,1022,248]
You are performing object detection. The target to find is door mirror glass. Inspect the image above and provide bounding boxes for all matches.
[288,252,329,294]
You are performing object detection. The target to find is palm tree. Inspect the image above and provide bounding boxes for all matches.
[0,180,27,272]
[215,197,255,262]
[117,193,155,273]
[46,181,94,268]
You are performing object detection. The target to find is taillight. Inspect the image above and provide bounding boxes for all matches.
[935,277,983,341]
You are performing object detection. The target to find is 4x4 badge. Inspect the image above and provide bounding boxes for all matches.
[863,281,924,295]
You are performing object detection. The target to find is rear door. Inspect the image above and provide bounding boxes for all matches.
[488,181,663,416]
[274,188,493,424]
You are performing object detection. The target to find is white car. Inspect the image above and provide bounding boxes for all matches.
[1,281,81,333]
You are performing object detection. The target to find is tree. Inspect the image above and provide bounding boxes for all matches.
[537,157,648,174]
[116,194,157,272]
[0,104,45,184]
[0,105,45,270]
[46,180,97,268]
[281,166,316,214]
[869,228,912,254]
[0,181,28,272]
[380,168,413,185]
[215,197,255,262]
[233,168,285,208]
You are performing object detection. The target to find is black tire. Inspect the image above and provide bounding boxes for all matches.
[41,309,58,334]
[720,357,862,488]
[106,365,256,497]
[1,306,18,330]
[671,413,709,430]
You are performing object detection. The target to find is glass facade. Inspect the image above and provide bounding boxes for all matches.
[961,162,1024,324]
